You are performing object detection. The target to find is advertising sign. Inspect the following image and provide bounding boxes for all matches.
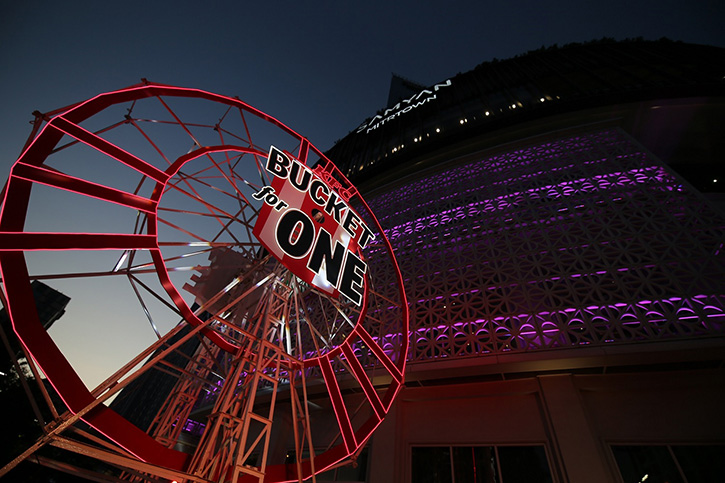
[253,147,375,306]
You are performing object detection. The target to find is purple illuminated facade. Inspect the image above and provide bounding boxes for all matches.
[327,40,725,482]
[367,129,725,361]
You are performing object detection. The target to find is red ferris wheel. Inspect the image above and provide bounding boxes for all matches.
[0,82,408,482]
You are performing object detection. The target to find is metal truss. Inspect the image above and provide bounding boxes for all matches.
[0,83,408,482]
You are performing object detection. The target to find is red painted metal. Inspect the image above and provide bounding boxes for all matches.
[0,82,409,482]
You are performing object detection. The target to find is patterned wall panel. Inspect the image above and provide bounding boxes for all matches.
[365,129,725,362]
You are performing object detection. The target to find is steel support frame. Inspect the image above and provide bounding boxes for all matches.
[0,296,219,481]
[186,277,292,482]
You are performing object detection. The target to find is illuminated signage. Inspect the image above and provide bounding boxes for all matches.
[252,147,374,306]
[356,79,452,134]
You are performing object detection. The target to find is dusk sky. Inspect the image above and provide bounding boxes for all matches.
[1,1,724,389]
[3,1,724,177]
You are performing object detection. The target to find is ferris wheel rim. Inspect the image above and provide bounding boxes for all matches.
[0,82,409,481]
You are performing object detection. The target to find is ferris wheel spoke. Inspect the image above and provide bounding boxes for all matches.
[366,286,400,308]
[12,162,156,213]
[50,119,129,156]
[157,240,259,249]
[0,232,157,251]
[127,118,172,166]
[319,355,357,454]
[235,206,257,250]
[10,267,159,285]
[155,96,204,148]
[355,325,403,385]
[157,205,245,221]
[158,209,258,247]
[208,206,248,248]
[327,310,351,343]
[305,312,332,355]
[162,162,248,237]
[127,274,164,339]
[340,343,386,420]
[217,126,253,150]
[237,108,258,153]
[127,273,185,316]
[162,177,252,230]
[291,287,327,357]
[159,212,249,252]
[157,216,223,244]
[202,152,254,207]
[50,116,170,184]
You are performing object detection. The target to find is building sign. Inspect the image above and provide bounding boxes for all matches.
[356,79,452,134]
[252,147,375,306]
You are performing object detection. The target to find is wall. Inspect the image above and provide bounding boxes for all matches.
[367,368,725,482]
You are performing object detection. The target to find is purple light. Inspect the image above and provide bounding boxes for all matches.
[381,165,671,241]
[363,129,725,363]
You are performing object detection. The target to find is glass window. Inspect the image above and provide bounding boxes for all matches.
[412,445,552,483]
[613,444,725,483]
[412,447,453,483]
[452,446,498,483]
[672,445,725,483]
[612,446,684,483]
[498,446,554,483]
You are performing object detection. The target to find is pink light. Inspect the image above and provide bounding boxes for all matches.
[0,82,409,480]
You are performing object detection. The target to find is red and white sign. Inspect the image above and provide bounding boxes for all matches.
[252,147,374,306]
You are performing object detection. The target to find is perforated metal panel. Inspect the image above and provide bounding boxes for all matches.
[366,129,725,362]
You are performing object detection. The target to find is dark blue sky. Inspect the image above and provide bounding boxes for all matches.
[1,0,723,389]
[2,0,724,178]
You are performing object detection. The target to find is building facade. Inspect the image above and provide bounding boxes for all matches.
[324,39,725,482]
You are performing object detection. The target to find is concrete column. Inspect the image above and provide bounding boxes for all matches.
[537,374,615,483]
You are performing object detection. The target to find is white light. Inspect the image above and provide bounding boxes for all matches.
[540,97,545,102]
[112,250,130,272]
[485,111,490,116]
[223,278,240,293]
[436,128,440,133]
[714,179,718,183]
[316,266,332,289]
